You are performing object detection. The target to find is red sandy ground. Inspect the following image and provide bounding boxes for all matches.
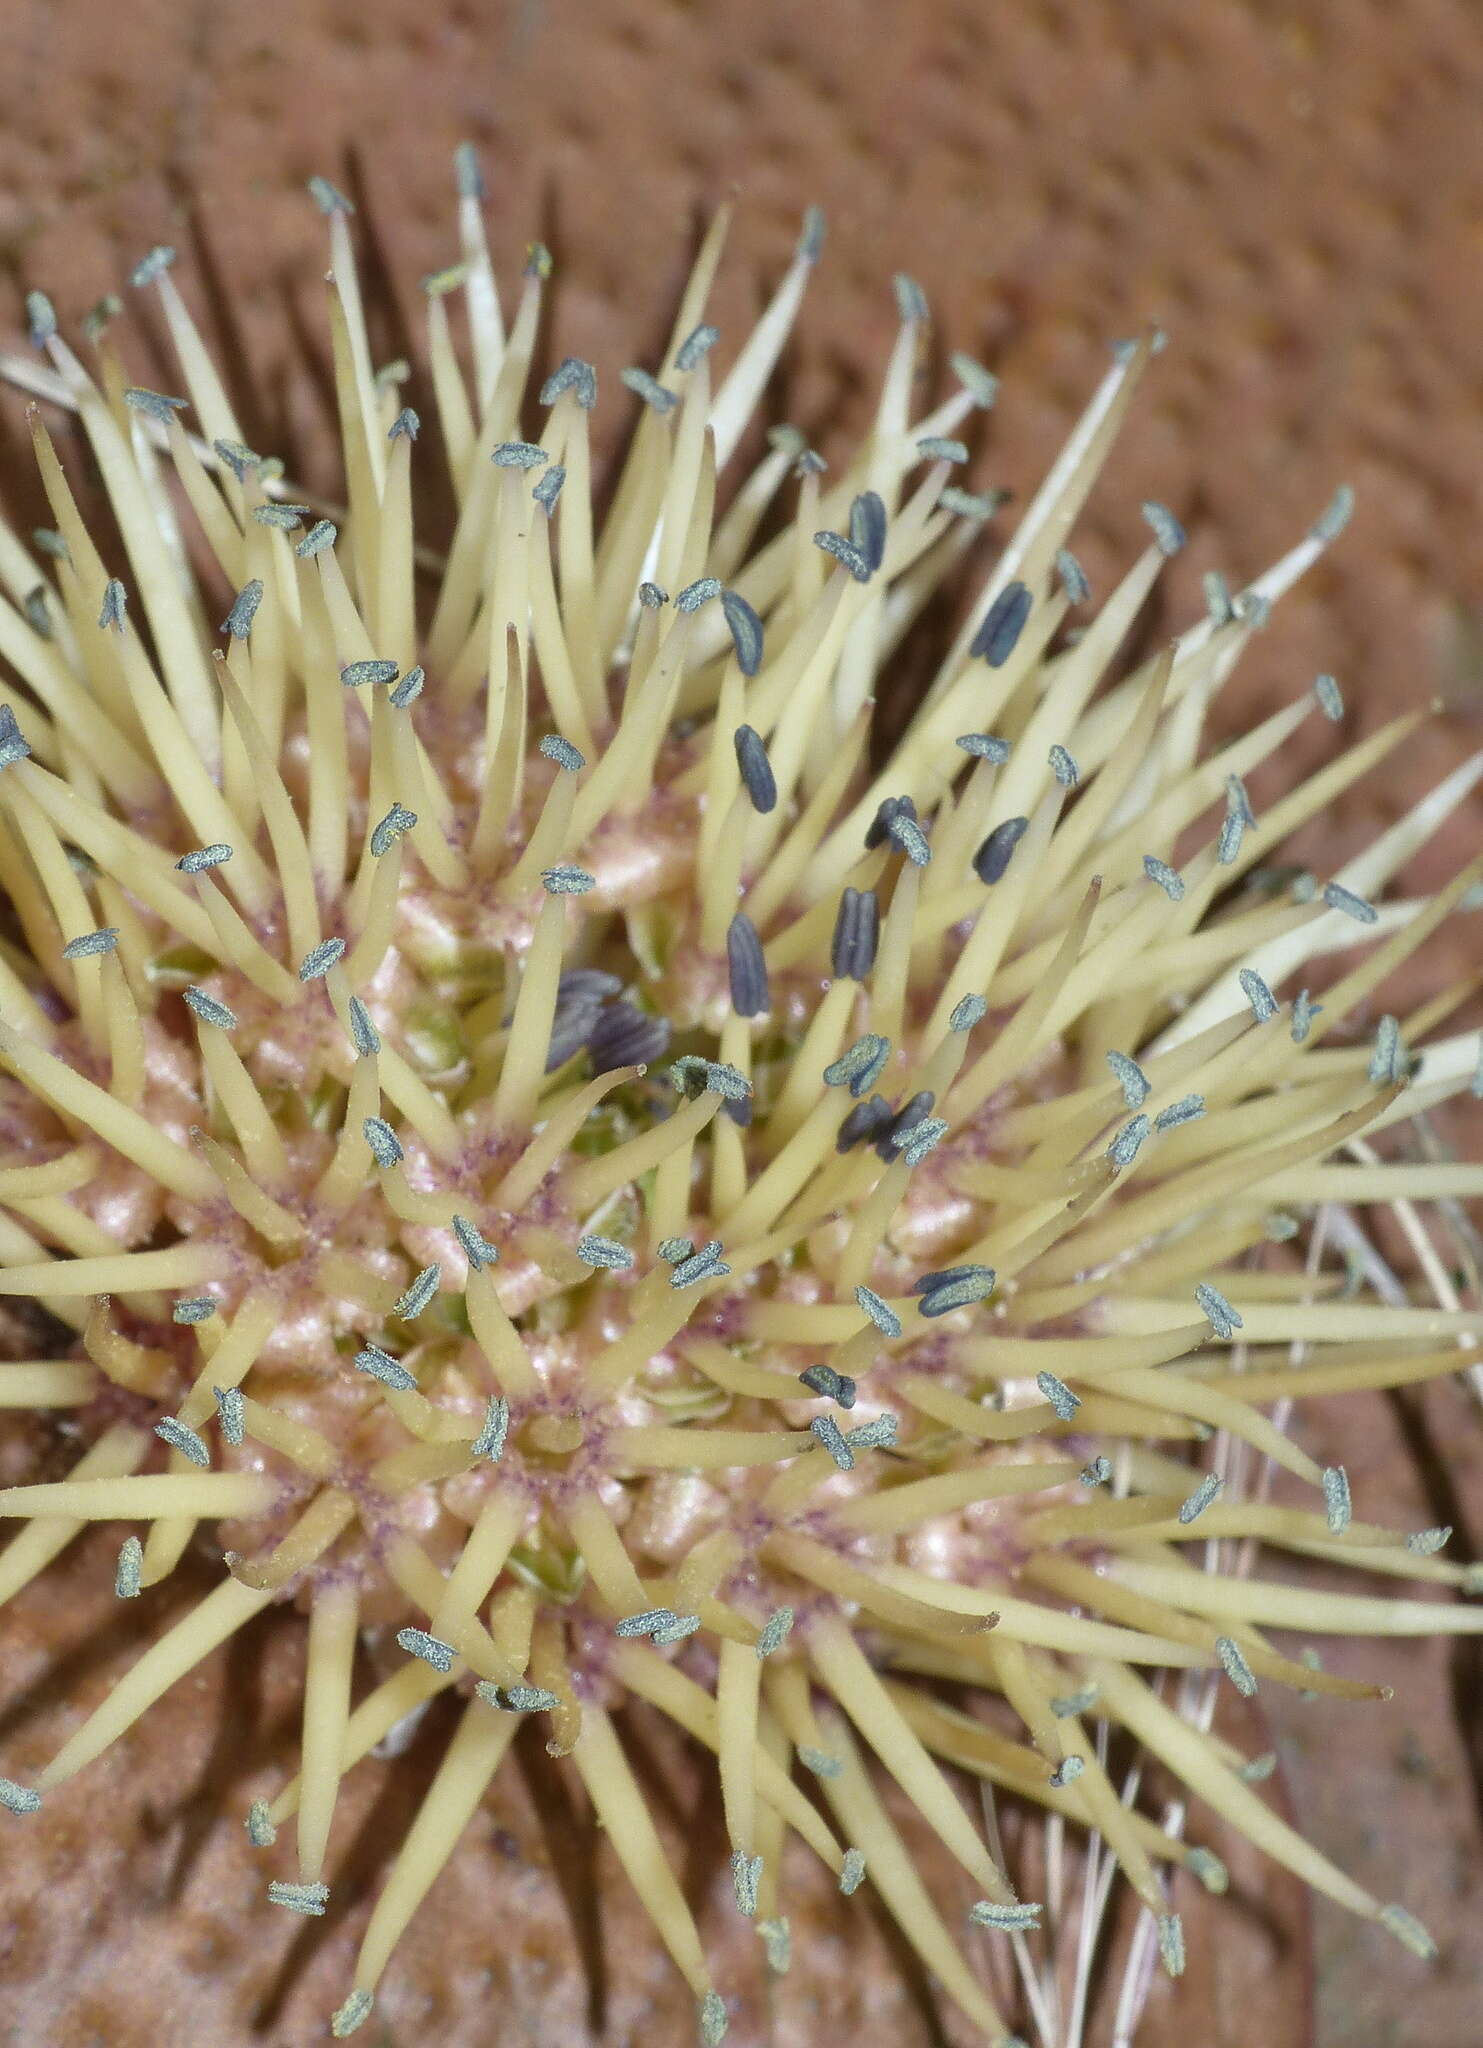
[0,3,1480,2043]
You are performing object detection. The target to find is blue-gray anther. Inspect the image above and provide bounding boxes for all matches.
[830,890,881,984]
[1314,672,1344,721]
[354,1344,417,1392]
[917,435,968,463]
[363,1116,404,1168]
[213,1385,246,1448]
[0,1778,42,1815]
[98,579,128,631]
[1154,1094,1205,1130]
[950,350,998,406]
[1106,1049,1150,1107]
[477,1682,563,1714]
[389,665,425,707]
[473,1396,510,1463]
[731,1849,763,1918]
[346,995,381,1059]
[1215,1636,1257,1696]
[393,1265,441,1319]
[62,928,119,960]
[1225,772,1256,829]
[1322,1464,1351,1534]
[968,1901,1043,1931]
[955,732,1012,764]
[911,1264,988,1296]
[541,864,596,896]
[615,1608,680,1639]
[0,704,33,768]
[1265,1212,1300,1241]
[849,491,888,574]
[299,937,345,981]
[533,464,566,512]
[540,356,599,409]
[130,244,176,286]
[1407,1526,1452,1555]
[813,530,872,581]
[1204,569,1235,625]
[795,448,827,477]
[638,581,668,608]
[1290,989,1322,1044]
[1056,548,1091,604]
[699,1992,729,2048]
[1049,1755,1084,1786]
[800,1366,857,1409]
[398,1628,455,1673]
[877,1092,935,1163]
[797,203,826,261]
[677,576,723,614]
[971,581,1032,667]
[950,994,988,1032]
[219,580,264,642]
[893,272,928,322]
[720,589,765,676]
[295,520,338,557]
[1141,500,1186,555]
[370,803,418,857]
[214,439,259,481]
[1036,1371,1080,1419]
[918,1269,996,1316]
[1235,588,1272,629]
[182,986,237,1029]
[1081,1455,1112,1486]
[115,1535,143,1599]
[811,1414,854,1470]
[865,794,918,851]
[173,1296,218,1324]
[177,843,233,873]
[726,912,770,1017]
[756,1607,794,1659]
[620,367,677,414]
[577,1235,635,1270]
[331,1989,375,2039]
[941,485,1006,520]
[1368,1013,1403,1084]
[855,1284,901,1337]
[1158,1913,1186,1977]
[539,733,585,774]
[1311,484,1354,544]
[1185,1848,1229,1894]
[308,175,353,214]
[702,1060,753,1101]
[1107,1115,1149,1168]
[524,241,553,279]
[1323,881,1378,925]
[387,407,419,442]
[973,815,1028,885]
[23,589,51,640]
[839,1849,867,1895]
[733,725,776,812]
[253,503,311,530]
[1238,968,1277,1023]
[658,1238,695,1264]
[245,1799,276,1846]
[123,386,189,424]
[671,1242,730,1289]
[269,1879,330,1915]
[1143,855,1184,901]
[1379,1904,1438,1961]
[454,138,485,198]
[1195,1282,1243,1339]
[156,1417,210,1467]
[1050,1683,1100,1718]
[341,658,400,689]
[1178,1473,1223,1524]
[1238,1751,1277,1783]
[651,1611,702,1645]
[1048,744,1079,787]
[25,291,58,346]
[675,323,719,373]
[452,1213,499,1269]
[823,1034,891,1098]
[1218,813,1245,864]
[840,1098,887,1152]
[845,1414,898,1452]
[887,810,931,865]
[492,440,547,470]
